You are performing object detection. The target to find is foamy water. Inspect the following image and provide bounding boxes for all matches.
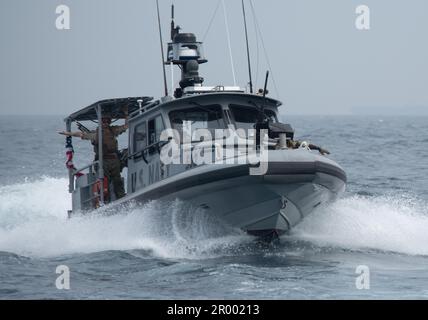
[1,115,428,299]
[0,177,249,258]
[1,177,427,259]
[292,195,428,256]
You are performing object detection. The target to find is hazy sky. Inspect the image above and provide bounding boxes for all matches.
[1,0,427,116]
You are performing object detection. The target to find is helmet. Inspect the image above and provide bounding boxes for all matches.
[101,114,112,124]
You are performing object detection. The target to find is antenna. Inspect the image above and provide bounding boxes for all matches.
[170,4,175,92]
[262,70,269,100]
[254,70,269,149]
[171,4,174,40]
[221,0,237,86]
[170,4,180,41]
[260,70,269,118]
[156,0,168,97]
[262,70,269,113]
[242,0,253,93]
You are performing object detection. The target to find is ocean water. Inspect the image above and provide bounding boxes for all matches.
[0,115,427,299]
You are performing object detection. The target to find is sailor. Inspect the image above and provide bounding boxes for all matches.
[59,109,128,200]
[287,139,330,156]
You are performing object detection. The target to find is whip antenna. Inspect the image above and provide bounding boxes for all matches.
[221,0,237,86]
[156,0,168,96]
[242,0,253,93]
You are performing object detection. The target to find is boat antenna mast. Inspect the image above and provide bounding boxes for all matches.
[242,0,253,94]
[156,0,168,97]
[259,70,269,119]
[254,70,270,149]
[171,4,180,41]
[166,4,208,98]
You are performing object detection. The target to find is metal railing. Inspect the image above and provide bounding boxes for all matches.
[72,161,103,209]
[73,161,99,176]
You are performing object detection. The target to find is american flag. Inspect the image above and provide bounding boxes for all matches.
[65,136,83,177]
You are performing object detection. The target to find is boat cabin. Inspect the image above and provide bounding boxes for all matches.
[63,92,285,213]
[62,12,295,214]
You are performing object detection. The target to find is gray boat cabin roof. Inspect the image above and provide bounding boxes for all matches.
[129,92,282,120]
[64,97,153,122]
[65,93,282,123]
[172,92,282,108]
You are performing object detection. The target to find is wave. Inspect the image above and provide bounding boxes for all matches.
[0,177,249,258]
[1,177,427,258]
[291,194,428,256]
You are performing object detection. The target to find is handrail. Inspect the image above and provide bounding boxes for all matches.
[82,194,101,204]
[128,139,171,163]
[129,101,160,119]
[73,161,99,176]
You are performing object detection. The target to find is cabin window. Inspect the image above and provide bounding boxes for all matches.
[229,105,277,131]
[169,105,225,139]
[148,115,165,146]
[133,122,147,153]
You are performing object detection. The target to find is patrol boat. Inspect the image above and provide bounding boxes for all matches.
[63,6,346,240]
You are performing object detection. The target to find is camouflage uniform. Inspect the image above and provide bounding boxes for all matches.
[82,125,127,199]
[287,139,329,155]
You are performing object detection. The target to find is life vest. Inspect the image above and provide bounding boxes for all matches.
[92,126,119,158]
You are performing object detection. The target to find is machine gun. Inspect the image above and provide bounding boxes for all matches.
[76,121,91,134]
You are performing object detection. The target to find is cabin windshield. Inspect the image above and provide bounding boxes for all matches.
[169,105,226,138]
[229,104,277,131]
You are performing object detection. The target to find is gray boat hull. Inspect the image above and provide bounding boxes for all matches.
[115,149,346,237]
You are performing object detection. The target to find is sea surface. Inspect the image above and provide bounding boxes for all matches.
[0,115,427,299]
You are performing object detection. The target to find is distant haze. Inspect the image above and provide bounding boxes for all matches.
[1,0,427,116]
